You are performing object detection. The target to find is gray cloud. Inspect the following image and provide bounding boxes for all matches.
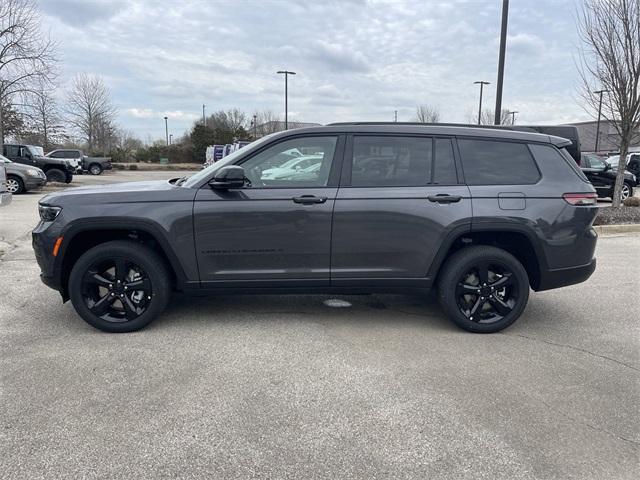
[38,0,592,140]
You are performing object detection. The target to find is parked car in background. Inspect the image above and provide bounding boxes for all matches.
[260,154,322,179]
[33,124,598,334]
[3,144,74,183]
[0,160,11,206]
[0,154,47,194]
[581,153,636,200]
[46,149,112,175]
[604,152,640,176]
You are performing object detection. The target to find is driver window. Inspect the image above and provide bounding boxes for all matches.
[591,158,605,169]
[241,136,337,188]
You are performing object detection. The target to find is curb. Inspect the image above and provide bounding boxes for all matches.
[594,224,640,236]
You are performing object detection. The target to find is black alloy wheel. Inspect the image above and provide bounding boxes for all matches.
[438,246,529,333]
[455,261,519,324]
[69,240,171,332]
[81,257,153,323]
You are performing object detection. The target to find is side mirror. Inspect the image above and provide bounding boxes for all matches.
[209,165,246,189]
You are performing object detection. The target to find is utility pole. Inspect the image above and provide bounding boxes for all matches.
[164,116,169,146]
[594,89,609,152]
[474,81,490,125]
[494,0,509,125]
[277,70,296,129]
[253,114,258,138]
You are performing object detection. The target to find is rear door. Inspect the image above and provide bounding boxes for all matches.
[581,155,612,195]
[330,134,472,288]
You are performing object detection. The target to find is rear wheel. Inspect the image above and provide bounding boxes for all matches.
[89,163,103,175]
[69,240,171,332]
[45,168,66,183]
[621,182,632,200]
[6,175,25,194]
[438,246,530,333]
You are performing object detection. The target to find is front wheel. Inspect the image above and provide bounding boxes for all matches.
[69,240,171,332]
[438,246,530,333]
[621,182,632,201]
[6,175,25,194]
[45,168,66,183]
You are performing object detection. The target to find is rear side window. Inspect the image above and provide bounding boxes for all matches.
[458,139,540,185]
[351,136,432,187]
[529,144,590,183]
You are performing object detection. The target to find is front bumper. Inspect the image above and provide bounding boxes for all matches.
[536,258,597,291]
[25,176,47,190]
[0,191,11,206]
[32,222,64,296]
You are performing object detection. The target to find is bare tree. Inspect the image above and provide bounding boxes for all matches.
[112,128,142,161]
[578,0,640,208]
[0,0,57,144]
[207,108,247,137]
[252,109,282,136]
[415,104,441,123]
[22,81,65,150]
[468,108,513,126]
[65,73,117,152]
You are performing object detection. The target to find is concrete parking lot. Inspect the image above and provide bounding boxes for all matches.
[1,171,639,479]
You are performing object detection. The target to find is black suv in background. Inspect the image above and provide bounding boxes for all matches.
[33,124,598,334]
[3,143,74,183]
[580,153,636,200]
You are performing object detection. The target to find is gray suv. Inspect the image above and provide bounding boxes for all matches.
[32,124,598,333]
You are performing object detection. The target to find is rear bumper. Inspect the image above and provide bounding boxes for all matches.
[536,258,596,291]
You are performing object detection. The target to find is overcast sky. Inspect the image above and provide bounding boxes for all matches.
[39,0,593,142]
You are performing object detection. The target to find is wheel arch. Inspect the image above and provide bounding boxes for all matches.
[57,220,188,299]
[428,224,547,290]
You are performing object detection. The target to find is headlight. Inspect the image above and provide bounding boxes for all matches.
[39,204,61,222]
[27,169,41,177]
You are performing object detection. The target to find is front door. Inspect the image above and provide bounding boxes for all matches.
[331,135,472,288]
[194,135,343,287]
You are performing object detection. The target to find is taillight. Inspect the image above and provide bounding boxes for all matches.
[563,192,597,206]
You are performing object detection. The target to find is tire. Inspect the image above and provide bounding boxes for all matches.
[6,175,24,194]
[89,163,103,175]
[438,246,530,333]
[68,240,172,333]
[45,168,66,183]
[621,182,632,200]
[64,172,73,183]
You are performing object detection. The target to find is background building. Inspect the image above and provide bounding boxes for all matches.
[565,120,640,154]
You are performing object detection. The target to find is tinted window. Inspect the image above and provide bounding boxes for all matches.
[351,136,432,187]
[532,144,590,183]
[241,136,337,188]
[458,139,540,185]
[4,146,19,157]
[433,138,457,184]
[49,151,64,158]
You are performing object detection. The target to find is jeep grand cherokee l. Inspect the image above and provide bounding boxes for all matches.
[32,124,598,333]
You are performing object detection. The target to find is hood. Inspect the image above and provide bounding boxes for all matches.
[40,179,191,206]
[5,162,44,174]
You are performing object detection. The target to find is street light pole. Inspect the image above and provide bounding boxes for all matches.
[594,89,609,152]
[508,110,518,125]
[277,70,296,130]
[202,104,206,126]
[169,134,173,145]
[474,81,490,125]
[164,116,169,146]
[494,0,509,125]
[253,114,257,138]
[394,110,398,122]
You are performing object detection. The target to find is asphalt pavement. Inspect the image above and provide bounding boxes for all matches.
[1,171,638,479]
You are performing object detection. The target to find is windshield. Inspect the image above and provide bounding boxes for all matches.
[182,134,277,188]
[27,145,44,156]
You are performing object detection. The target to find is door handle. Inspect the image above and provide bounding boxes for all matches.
[292,195,327,205]
[427,194,462,203]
